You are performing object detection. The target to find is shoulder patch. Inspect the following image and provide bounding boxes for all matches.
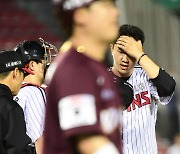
[58,94,97,130]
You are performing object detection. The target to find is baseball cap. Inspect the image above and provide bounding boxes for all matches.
[0,50,34,75]
[53,0,98,11]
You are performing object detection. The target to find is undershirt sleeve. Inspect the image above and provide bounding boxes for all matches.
[150,68,176,97]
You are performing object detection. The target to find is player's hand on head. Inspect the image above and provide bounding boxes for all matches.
[116,36,144,60]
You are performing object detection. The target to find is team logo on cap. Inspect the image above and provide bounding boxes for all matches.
[5,61,22,68]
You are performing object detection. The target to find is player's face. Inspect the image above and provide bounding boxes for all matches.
[37,60,46,83]
[111,43,136,77]
[85,0,119,43]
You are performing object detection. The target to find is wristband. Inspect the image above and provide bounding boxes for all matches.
[94,142,120,154]
[137,53,146,65]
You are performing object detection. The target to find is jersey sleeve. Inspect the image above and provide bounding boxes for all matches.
[58,93,97,131]
[16,86,46,143]
[61,78,100,138]
[48,65,105,139]
[150,68,176,97]
[148,74,174,105]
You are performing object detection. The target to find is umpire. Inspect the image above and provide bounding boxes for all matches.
[0,50,33,154]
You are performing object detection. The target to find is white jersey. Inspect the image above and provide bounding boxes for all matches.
[14,83,46,143]
[122,66,173,154]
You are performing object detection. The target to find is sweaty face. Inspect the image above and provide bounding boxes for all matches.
[111,43,136,77]
[86,0,119,43]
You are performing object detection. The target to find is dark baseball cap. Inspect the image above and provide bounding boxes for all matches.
[0,50,34,74]
[52,0,99,11]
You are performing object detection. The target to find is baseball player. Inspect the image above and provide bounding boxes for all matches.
[44,0,123,154]
[0,50,33,154]
[110,24,176,154]
[13,39,57,154]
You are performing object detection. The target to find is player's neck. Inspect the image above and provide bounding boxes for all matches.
[23,75,43,87]
[70,34,109,62]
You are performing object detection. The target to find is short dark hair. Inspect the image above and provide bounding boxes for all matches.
[0,71,11,79]
[113,24,145,45]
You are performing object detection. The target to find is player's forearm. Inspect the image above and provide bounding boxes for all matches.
[138,53,175,96]
[137,54,160,79]
[77,135,120,154]
[35,136,44,154]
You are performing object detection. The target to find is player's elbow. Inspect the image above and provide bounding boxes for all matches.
[158,79,176,97]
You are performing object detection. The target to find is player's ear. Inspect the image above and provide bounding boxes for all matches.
[137,40,142,46]
[110,44,114,53]
[28,61,36,72]
[12,68,19,79]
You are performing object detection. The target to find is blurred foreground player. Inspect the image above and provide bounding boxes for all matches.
[44,0,123,154]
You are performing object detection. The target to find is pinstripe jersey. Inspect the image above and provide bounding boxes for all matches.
[14,82,46,144]
[120,66,173,154]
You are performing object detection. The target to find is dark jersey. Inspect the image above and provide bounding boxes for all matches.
[0,84,32,154]
[44,47,123,154]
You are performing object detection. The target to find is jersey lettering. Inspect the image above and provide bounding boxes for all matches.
[141,91,151,106]
[127,91,150,112]
[132,94,142,110]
